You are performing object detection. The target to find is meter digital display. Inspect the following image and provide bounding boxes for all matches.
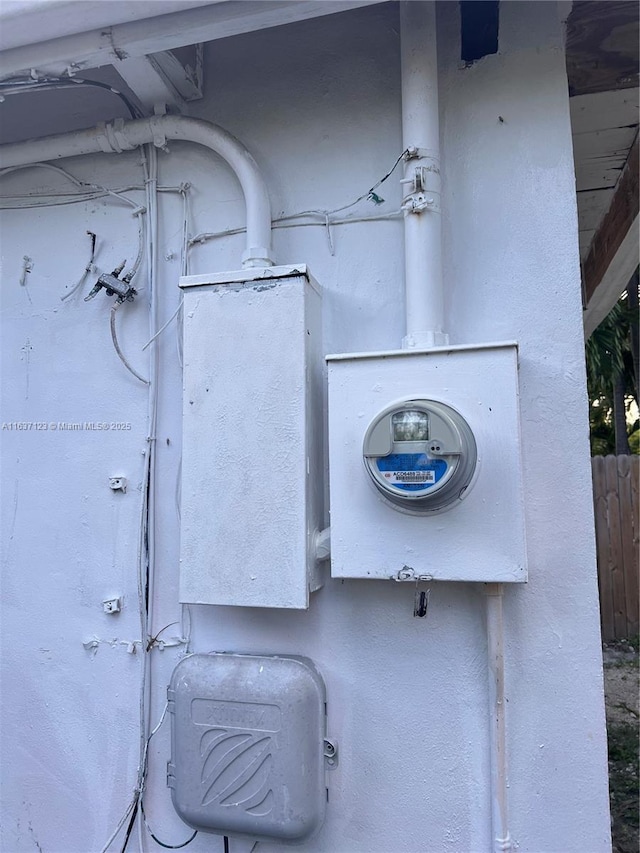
[392,410,429,442]
[363,399,477,512]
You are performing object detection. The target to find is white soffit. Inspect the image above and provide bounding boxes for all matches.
[0,1,218,52]
[571,88,639,261]
[0,0,386,80]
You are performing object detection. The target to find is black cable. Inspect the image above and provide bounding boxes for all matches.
[0,76,142,119]
[140,800,198,849]
[119,795,140,853]
[223,836,230,853]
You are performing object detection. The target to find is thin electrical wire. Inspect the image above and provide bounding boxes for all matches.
[120,432,153,853]
[99,798,138,853]
[0,162,144,211]
[0,75,142,119]
[0,162,84,185]
[129,155,194,852]
[141,182,190,352]
[173,185,190,574]
[0,192,119,209]
[0,176,189,200]
[120,798,139,853]
[189,210,403,249]
[140,802,197,850]
[134,142,162,852]
[176,185,191,370]
[110,143,158,853]
[110,303,149,384]
[138,800,146,853]
[187,150,407,254]
[131,211,146,277]
[92,145,153,853]
[98,441,151,853]
[179,185,191,278]
[61,230,96,301]
[136,702,170,853]
[0,185,143,211]
[176,300,184,370]
[175,456,182,524]
[144,140,160,623]
[142,299,184,351]
[276,147,408,219]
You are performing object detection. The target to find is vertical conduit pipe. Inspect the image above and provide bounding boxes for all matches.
[400,0,447,349]
[485,584,513,853]
[400,9,512,846]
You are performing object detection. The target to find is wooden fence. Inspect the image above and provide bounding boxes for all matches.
[592,455,639,641]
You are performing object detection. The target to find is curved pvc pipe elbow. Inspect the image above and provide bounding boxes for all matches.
[123,116,273,268]
[0,115,274,269]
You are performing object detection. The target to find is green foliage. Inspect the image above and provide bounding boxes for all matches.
[586,280,639,456]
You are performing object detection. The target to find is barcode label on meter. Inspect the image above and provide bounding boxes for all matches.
[388,470,435,484]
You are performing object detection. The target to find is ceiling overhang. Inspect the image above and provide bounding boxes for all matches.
[566,0,639,335]
[1,0,637,334]
[0,0,386,80]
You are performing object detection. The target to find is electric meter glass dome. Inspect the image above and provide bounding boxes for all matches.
[392,410,429,441]
[363,399,477,513]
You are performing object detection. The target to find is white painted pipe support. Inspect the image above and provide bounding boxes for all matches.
[485,583,513,853]
[0,115,273,268]
[400,1,447,349]
[314,527,331,562]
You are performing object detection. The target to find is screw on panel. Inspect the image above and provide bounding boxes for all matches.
[323,738,338,768]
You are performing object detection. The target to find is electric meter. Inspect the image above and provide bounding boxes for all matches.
[363,399,477,512]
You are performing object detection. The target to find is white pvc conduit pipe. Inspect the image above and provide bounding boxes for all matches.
[400,8,511,848]
[0,115,273,268]
[400,0,447,348]
[485,583,513,853]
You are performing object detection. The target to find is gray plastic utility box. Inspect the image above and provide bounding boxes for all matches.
[168,653,328,843]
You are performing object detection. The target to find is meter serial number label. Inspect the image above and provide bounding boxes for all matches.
[387,470,436,484]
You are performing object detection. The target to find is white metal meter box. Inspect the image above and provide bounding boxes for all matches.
[179,265,323,608]
[327,343,527,583]
[168,653,330,843]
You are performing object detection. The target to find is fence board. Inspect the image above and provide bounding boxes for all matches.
[592,457,615,640]
[592,455,640,641]
[606,455,628,638]
[618,456,639,637]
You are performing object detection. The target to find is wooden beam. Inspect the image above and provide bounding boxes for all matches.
[583,135,639,336]
[566,1,639,97]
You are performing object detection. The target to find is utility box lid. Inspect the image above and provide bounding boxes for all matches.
[168,653,328,844]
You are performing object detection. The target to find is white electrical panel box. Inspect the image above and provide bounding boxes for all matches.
[327,343,527,583]
[179,265,323,608]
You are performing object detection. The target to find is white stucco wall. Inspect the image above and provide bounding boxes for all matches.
[0,3,611,852]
